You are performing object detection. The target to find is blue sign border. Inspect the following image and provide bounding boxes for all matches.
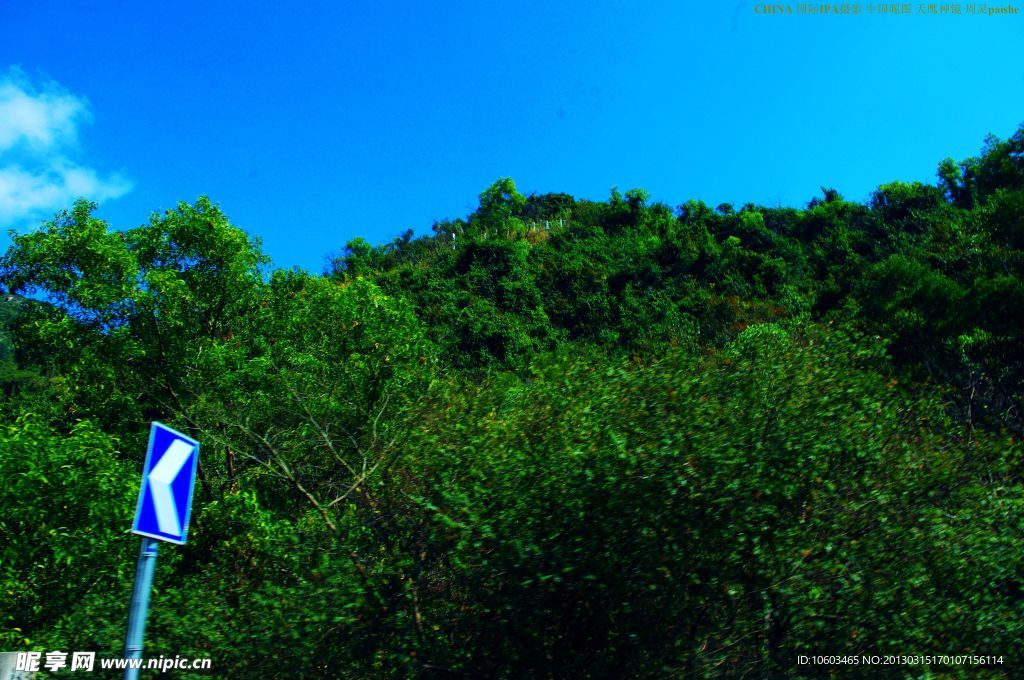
[130,422,200,545]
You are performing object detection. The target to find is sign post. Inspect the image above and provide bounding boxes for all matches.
[124,423,200,680]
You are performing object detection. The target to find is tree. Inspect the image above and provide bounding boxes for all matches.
[472,178,526,236]
[0,418,134,651]
[0,197,268,432]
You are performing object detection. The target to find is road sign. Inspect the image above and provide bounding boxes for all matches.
[131,422,200,545]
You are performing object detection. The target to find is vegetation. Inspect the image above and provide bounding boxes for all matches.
[1,126,1022,677]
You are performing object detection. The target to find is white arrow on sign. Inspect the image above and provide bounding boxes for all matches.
[148,439,196,536]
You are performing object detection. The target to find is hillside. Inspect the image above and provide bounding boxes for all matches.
[0,126,1021,678]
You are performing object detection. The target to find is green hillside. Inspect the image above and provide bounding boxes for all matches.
[1,126,1021,678]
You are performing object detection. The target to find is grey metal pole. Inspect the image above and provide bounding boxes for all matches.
[124,536,159,680]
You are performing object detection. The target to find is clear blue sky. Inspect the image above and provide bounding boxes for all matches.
[1,1,1022,272]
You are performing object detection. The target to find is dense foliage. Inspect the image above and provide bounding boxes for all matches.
[1,126,1022,677]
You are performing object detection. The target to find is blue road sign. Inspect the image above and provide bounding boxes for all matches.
[131,422,200,545]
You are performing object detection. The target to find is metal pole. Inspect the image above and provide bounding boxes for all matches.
[124,536,159,679]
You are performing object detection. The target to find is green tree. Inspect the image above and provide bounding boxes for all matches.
[0,197,268,432]
[472,178,527,236]
[0,418,134,651]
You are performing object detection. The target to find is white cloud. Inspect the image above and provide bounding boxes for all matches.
[0,67,132,226]
[0,162,133,223]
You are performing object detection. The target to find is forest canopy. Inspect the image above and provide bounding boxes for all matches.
[1,126,1022,677]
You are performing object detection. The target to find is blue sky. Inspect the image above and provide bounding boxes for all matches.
[1,1,1022,272]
